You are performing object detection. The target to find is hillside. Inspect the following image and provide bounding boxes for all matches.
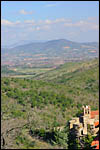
[34,58,98,81]
[1,58,99,149]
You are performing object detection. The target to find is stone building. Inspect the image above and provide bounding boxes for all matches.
[69,105,99,138]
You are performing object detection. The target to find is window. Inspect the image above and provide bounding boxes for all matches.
[81,130,83,135]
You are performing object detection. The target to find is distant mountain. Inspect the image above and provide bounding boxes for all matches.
[1,39,99,67]
[1,40,47,49]
[2,39,99,52]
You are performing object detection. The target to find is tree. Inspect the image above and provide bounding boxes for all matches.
[53,126,68,149]
[81,133,94,149]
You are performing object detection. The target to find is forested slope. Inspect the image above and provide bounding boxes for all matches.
[1,58,99,149]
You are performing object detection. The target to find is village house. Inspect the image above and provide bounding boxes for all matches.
[69,105,99,149]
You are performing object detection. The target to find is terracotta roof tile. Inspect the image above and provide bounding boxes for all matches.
[91,110,99,119]
[96,144,99,149]
[91,136,99,149]
[94,121,99,127]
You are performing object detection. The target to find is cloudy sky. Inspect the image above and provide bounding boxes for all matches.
[1,1,99,46]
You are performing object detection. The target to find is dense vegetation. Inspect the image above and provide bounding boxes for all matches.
[1,58,99,149]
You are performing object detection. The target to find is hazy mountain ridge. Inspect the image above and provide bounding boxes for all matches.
[2,39,99,53]
[1,39,99,68]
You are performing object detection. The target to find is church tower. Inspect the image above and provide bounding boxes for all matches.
[82,105,91,135]
[83,105,91,118]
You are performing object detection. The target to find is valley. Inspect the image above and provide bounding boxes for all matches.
[1,39,98,69]
[1,58,99,149]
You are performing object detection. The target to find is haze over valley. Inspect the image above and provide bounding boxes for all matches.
[1,39,99,78]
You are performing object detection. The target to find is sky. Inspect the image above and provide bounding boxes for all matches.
[1,1,99,46]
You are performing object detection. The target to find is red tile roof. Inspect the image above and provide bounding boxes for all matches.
[91,137,99,149]
[96,144,99,149]
[94,121,99,127]
[91,110,99,119]
[91,135,99,149]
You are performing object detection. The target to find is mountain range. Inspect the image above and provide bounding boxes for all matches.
[1,39,99,68]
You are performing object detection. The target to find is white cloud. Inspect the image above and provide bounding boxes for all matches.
[64,21,86,27]
[54,18,70,23]
[2,17,99,45]
[19,9,34,15]
[45,19,52,24]
[2,18,98,31]
[44,18,71,25]
[35,25,50,31]
[1,19,14,26]
[1,19,21,26]
[64,19,99,31]
[91,24,99,30]
[87,17,99,22]
[45,4,57,7]
[24,19,35,25]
